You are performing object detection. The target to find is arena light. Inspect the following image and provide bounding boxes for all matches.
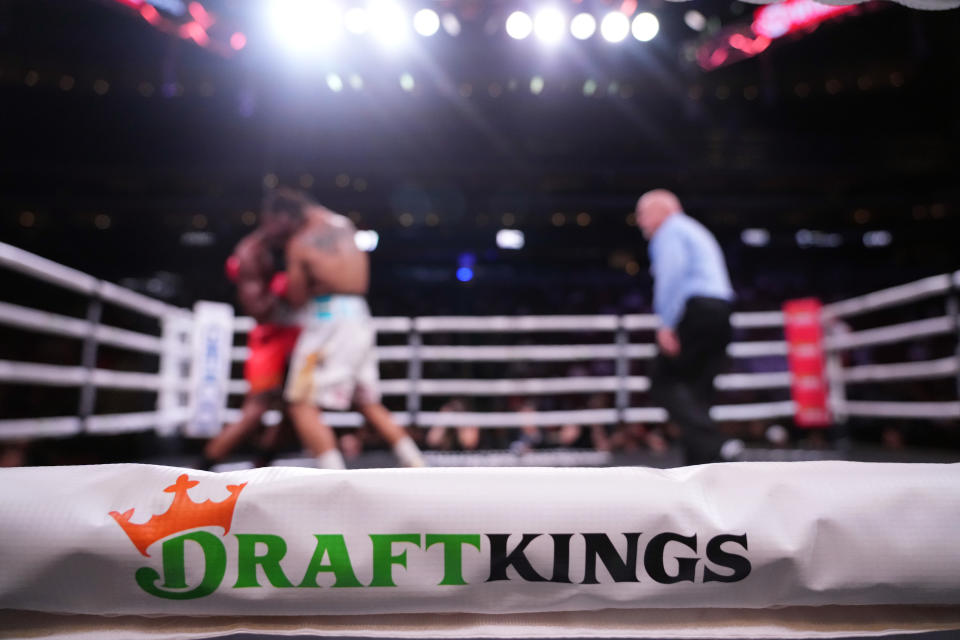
[533,8,566,44]
[631,12,659,42]
[600,12,629,43]
[354,229,379,252]
[506,11,533,40]
[413,8,440,36]
[863,230,893,248]
[796,229,843,248]
[684,10,706,32]
[741,228,770,247]
[343,6,369,33]
[570,13,596,40]
[267,0,343,53]
[368,0,407,46]
[441,13,461,36]
[496,229,525,250]
[752,0,857,40]
[325,72,343,92]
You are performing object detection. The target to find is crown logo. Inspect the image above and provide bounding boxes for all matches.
[110,474,247,557]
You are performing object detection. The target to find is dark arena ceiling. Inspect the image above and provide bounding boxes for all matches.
[1,0,958,311]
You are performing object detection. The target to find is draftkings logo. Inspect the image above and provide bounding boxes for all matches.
[110,474,751,600]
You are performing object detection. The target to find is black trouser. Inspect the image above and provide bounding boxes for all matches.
[650,297,732,465]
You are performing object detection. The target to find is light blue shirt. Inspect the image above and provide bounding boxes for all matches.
[648,212,734,328]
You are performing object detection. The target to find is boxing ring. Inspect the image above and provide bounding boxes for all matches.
[1,240,959,639]
[0,240,957,450]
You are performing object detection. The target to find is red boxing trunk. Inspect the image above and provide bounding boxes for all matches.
[244,324,302,394]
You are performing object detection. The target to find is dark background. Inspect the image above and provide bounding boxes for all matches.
[2,0,958,316]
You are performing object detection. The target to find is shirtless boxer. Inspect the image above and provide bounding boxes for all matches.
[260,187,425,469]
[199,230,300,470]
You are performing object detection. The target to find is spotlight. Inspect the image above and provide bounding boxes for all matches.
[441,13,461,36]
[326,73,343,92]
[230,32,247,51]
[530,76,544,95]
[354,230,380,252]
[399,72,415,91]
[600,12,629,43]
[570,13,596,40]
[863,230,892,248]
[267,0,342,53]
[740,228,770,247]
[631,12,658,42]
[369,1,408,46]
[534,8,566,44]
[496,229,525,250]
[506,11,533,40]
[414,8,440,36]
[456,267,474,282]
[344,6,369,34]
[684,10,706,32]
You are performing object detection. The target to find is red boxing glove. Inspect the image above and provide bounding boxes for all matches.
[225,255,240,282]
[269,272,289,297]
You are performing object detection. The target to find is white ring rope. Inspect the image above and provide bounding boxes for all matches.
[822,273,956,320]
[1,240,958,442]
[825,315,955,351]
[0,242,181,319]
[840,401,960,420]
[235,311,786,334]
[841,356,959,383]
[0,301,163,354]
[414,315,621,332]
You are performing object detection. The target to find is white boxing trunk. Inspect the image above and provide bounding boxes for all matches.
[285,295,381,409]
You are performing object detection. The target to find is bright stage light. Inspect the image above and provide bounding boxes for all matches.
[354,230,379,252]
[600,12,629,43]
[344,6,369,34]
[441,13,461,36]
[684,10,706,32]
[506,11,533,40]
[631,12,659,42]
[413,8,440,36]
[570,13,596,40]
[369,1,408,46]
[326,73,343,92]
[863,230,892,248]
[534,8,566,44]
[267,0,343,53]
[741,228,770,247]
[456,267,474,282]
[496,229,525,250]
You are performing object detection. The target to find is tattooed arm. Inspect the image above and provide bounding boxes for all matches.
[284,213,368,306]
[285,238,312,309]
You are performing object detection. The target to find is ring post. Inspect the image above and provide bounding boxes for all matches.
[77,294,103,430]
[947,279,960,411]
[407,320,422,426]
[615,317,629,424]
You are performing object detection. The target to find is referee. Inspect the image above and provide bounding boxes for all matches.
[635,189,741,465]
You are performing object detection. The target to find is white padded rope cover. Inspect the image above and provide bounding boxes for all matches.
[0,241,177,319]
[0,462,958,638]
[825,316,954,351]
[841,356,959,383]
[0,301,163,354]
[823,274,953,320]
